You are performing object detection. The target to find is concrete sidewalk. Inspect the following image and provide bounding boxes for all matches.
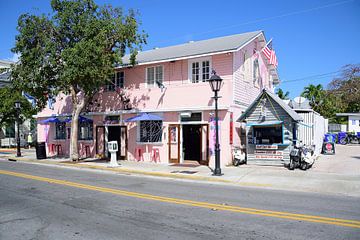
[1,146,359,197]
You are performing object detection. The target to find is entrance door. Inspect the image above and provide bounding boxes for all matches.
[96,126,105,157]
[182,124,201,161]
[107,126,127,160]
[200,124,209,165]
[168,124,180,163]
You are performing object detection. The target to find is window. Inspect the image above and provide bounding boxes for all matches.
[242,51,247,71]
[55,122,66,140]
[105,71,124,91]
[253,59,260,87]
[78,122,93,140]
[253,125,283,144]
[5,123,15,138]
[138,120,163,142]
[189,59,210,83]
[146,66,163,87]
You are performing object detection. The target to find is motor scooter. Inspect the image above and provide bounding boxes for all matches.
[289,141,314,170]
[233,147,246,166]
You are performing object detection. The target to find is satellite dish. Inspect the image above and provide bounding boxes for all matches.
[293,96,306,104]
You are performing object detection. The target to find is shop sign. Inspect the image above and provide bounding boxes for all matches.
[254,150,283,155]
[255,155,283,159]
[255,145,278,150]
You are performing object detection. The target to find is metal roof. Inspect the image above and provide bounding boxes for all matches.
[120,30,263,66]
[336,113,360,116]
[237,89,303,122]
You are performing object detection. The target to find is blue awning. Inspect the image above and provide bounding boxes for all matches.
[125,113,163,122]
[246,121,283,127]
[39,117,62,124]
[64,116,93,123]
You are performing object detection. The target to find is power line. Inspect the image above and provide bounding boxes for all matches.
[281,70,343,83]
[149,0,353,47]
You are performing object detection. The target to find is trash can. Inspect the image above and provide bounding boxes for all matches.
[36,142,47,159]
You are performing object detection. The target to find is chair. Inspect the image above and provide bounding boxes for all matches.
[135,147,144,162]
[82,145,90,158]
[48,144,56,155]
[151,148,160,163]
[56,144,63,156]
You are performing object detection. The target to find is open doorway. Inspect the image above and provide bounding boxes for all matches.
[107,126,127,160]
[182,124,201,161]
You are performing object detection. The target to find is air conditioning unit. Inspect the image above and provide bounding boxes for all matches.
[180,112,192,118]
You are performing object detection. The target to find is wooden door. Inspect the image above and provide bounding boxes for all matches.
[199,124,209,165]
[168,124,180,163]
[119,126,128,160]
[96,126,105,156]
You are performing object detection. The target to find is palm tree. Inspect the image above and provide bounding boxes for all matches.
[276,88,290,100]
[301,84,324,110]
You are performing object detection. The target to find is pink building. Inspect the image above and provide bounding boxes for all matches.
[36,30,279,168]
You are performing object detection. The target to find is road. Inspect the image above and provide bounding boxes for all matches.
[0,159,359,240]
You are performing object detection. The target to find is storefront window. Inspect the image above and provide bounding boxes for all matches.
[138,120,162,143]
[78,122,93,140]
[55,122,66,140]
[5,123,15,138]
[253,125,282,144]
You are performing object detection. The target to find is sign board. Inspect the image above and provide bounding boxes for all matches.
[254,150,283,155]
[255,155,283,159]
[255,145,278,150]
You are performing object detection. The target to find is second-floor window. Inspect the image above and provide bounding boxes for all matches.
[189,59,211,83]
[106,71,124,91]
[146,66,163,87]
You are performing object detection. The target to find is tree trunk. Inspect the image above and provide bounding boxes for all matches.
[69,87,88,161]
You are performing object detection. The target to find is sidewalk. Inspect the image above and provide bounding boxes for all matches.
[1,146,360,197]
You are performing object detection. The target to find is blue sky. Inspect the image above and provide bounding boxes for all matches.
[1,0,359,98]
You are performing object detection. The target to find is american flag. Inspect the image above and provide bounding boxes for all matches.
[261,40,278,68]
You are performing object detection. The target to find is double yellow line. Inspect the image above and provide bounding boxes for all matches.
[1,169,360,229]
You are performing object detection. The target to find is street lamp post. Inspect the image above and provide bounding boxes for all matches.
[207,71,223,176]
[14,101,21,157]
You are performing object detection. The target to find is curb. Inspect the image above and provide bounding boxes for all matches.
[2,156,271,188]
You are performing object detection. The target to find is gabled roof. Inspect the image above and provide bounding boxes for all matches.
[120,30,263,66]
[237,89,303,122]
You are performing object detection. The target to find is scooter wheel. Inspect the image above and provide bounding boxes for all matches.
[289,160,295,170]
[300,162,308,170]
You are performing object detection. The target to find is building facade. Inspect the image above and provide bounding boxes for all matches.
[36,30,279,167]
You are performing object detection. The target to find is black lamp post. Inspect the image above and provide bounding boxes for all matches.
[14,101,21,157]
[207,71,223,176]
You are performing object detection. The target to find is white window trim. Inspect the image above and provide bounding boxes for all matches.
[188,57,212,83]
[145,65,164,88]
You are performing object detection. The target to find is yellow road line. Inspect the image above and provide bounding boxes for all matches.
[1,169,359,229]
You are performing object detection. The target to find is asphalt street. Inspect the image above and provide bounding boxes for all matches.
[0,159,359,240]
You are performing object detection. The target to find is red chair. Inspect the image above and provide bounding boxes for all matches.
[151,148,160,163]
[82,145,90,158]
[48,144,56,155]
[56,144,63,156]
[135,147,144,162]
